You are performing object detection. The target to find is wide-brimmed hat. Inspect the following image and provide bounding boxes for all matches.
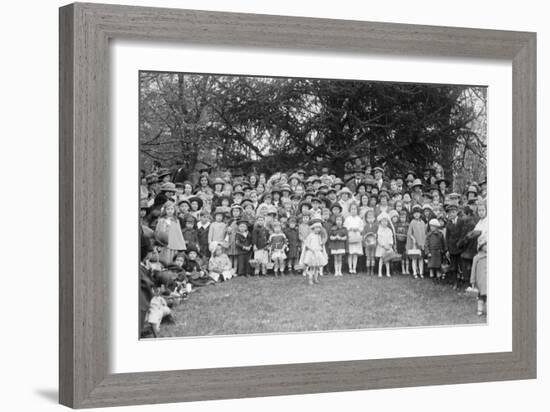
[266,205,278,215]
[435,178,450,186]
[412,204,423,213]
[422,203,434,211]
[388,209,399,220]
[309,218,323,229]
[411,179,423,188]
[236,219,250,227]
[330,202,343,212]
[428,218,441,227]
[466,185,478,195]
[213,206,228,217]
[160,182,177,192]
[185,244,201,257]
[188,196,203,209]
[279,183,292,193]
[373,166,385,174]
[157,168,172,178]
[338,187,353,197]
[212,177,225,186]
[288,173,302,182]
[240,198,254,209]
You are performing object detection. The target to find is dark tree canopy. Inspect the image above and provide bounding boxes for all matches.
[140,72,486,190]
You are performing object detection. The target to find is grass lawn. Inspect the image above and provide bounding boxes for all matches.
[157,272,485,338]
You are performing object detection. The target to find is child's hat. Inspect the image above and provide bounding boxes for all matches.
[412,204,423,212]
[185,244,201,255]
[411,179,423,188]
[157,168,172,178]
[213,206,228,217]
[241,199,254,209]
[337,187,353,197]
[428,218,441,227]
[188,196,204,209]
[309,218,323,229]
[237,219,250,228]
[266,205,278,215]
[422,203,434,211]
[388,209,399,220]
[160,182,177,192]
[466,185,478,195]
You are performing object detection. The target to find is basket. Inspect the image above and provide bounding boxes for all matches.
[383,250,402,263]
[407,248,422,257]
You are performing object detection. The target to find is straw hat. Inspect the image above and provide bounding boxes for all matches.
[428,218,441,227]
[160,182,177,192]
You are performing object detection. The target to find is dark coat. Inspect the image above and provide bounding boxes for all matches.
[457,215,479,260]
[425,229,446,269]
[284,226,300,259]
[445,217,463,255]
[235,231,253,255]
[252,225,269,249]
[197,224,210,257]
[182,227,199,251]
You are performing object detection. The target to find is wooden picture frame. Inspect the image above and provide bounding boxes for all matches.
[59,2,536,408]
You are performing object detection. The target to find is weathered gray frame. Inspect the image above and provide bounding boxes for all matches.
[59,2,536,408]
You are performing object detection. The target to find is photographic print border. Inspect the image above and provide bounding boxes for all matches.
[59,2,536,408]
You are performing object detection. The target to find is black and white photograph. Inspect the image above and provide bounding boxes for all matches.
[138,71,488,339]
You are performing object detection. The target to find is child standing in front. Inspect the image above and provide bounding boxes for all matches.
[268,221,288,276]
[425,218,447,279]
[362,209,378,276]
[394,209,410,275]
[251,215,269,276]
[298,212,311,275]
[375,213,394,277]
[299,219,328,285]
[407,205,427,278]
[284,217,300,274]
[235,220,253,277]
[328,215,347,276]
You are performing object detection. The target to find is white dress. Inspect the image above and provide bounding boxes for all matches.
[344,215,365,255]
[375,226,394,257]
[299,233,328,267]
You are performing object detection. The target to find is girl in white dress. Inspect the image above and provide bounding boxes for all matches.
[344,202,364,274]
[299,219,328,285]
[376,212,394,277]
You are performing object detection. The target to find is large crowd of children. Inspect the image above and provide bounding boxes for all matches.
[139,164,488,336]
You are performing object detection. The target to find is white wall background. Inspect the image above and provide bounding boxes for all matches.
[0,0,546,411]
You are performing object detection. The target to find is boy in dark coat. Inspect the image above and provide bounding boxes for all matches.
[284,217,300,274]
[181,215,199,252]
[235,220,253,277]
[425,218,447,280]
[445,204,463,287]
[196,212,211,260]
